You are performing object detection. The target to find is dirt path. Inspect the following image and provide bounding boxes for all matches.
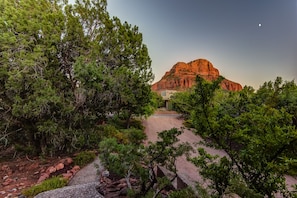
[142,112,226,188]
[143,111,297,191]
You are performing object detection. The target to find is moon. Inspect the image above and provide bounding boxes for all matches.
[258,23,262,27]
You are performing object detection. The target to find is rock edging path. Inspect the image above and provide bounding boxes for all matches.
[35,158,104,198]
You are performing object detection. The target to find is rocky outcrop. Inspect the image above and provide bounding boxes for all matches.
[221,79,242,91]
[152,59,242,91]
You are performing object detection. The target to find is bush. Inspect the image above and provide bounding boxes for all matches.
[129,119,144,130]
[73,151,96,167]
[107,115,127,129]
[107,116,144,130]
[22,176,67,197]
[122,128,147,144]
[168,187,197,198]
[97,124,119,138]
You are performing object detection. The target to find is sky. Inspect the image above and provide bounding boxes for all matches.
[106,0,297,89]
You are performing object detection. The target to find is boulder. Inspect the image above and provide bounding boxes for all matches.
[34,182,104,198]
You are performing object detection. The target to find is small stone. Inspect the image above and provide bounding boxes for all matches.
[62,173,72,180]
[117,182,127,189]
[1,165,9,171]
[7,188,17,192]
[102,170,110,177]
[28,162,39,170]
[0,191,5,195]
[46,166,56,174]
[2,178,13,186]
[63,157,73,166]
[3,175,9,180]
[55,163,64,171]
[70,165,80,174]
[5,193,12,198]
[37,173,49,183]
[33,171,39,175]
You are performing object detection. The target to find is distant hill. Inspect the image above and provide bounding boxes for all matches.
[152,59,242,91]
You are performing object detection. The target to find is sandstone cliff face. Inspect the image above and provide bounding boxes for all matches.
[151,59,242,91]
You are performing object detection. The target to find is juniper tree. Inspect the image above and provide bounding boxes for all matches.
[0,0,154,153]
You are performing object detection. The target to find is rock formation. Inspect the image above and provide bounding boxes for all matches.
[151,59,242,91]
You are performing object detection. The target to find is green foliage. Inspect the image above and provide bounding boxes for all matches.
[189,76,297,197]
[99,138,141,177]
[190,149,232,197]
[73,151,96,167]
[108,116,144,130]
[194,183,212,198]
[98,128,193,197]
[22,176,67,197]
[122,128,147,144]
[96,124,146,144]
[171,90,193,119]
[226,176,263,198]
[14,144,36,155]
[97,124,120,138]
[168,187,196,198]
[0,0,154,154]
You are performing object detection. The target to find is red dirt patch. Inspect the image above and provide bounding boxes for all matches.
[0,149,75,198]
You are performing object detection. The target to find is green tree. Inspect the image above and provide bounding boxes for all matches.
[0,0,74,154]
[72,1,154,128]
[0,0,154,154]
[190,76,297,197]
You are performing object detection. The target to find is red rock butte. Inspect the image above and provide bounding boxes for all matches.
[151,59,242,91]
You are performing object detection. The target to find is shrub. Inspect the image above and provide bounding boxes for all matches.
[97,124,119,138]
[107,116,144,130]
[168,187,197,198]
[22,176,67,197]
[129,119,144,130]
[73,151,96,167]
[123,127,147,144]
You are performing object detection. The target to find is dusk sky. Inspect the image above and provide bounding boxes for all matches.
[106,0,297,89]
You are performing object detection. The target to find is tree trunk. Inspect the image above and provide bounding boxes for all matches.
[126,111,132,129]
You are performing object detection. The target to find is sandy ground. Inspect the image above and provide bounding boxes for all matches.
[143,111,297,192]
